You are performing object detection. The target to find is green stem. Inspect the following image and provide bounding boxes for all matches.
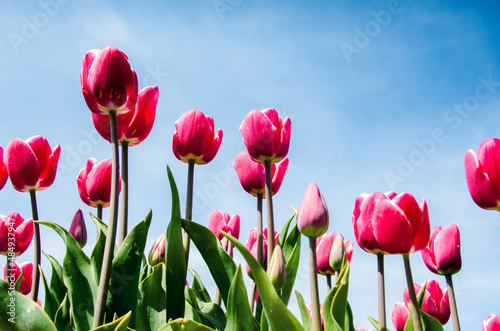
[257,194,264,267]
[309,237,321,331]
[118,141,129,246]
[403,254,422,331]
[183,160,195,267]
[93,110,120,328]
[29,189,40,302]
[377,253,387,331]
[445,273,461,331]
[97,204,103,221]
[326,274,332,292]
[264,160,275,269]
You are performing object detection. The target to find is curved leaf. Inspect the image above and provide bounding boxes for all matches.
[295,290,312,331]
[158,318,217,331]
[322,261,351,331]
[189,268,212,303]
[225,265,259,331]
[137,263,166,331]
[91,311,132,331]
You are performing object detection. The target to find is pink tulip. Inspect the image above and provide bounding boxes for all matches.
[4,136,60,192]
[483,314,500,331]
[0,147,8,190]
[80,45,138,115]
[172,109,223,164]
[69,209,87,249]
[233,151,288,198]
[352,191,430,255]
[0,213,33,256]
[316,233,353,275]
[92,86,159,146]
[245,227,279,274]
[3,261,33,295]
[148,232,166,266]
[403,280,450,325]
[208,210,240,241]
[77,158,120,208]
[239,108,291,163]
[297,182,329,238]
[464,138,500,211]
[391,302,410,331]
[421,224,461,275]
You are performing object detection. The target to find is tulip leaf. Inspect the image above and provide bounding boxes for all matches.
[166,165,186,321]
[39,267,59,321]
[185,287,226,330]
[277,210,298,249]
[322,261,354,331]
[403,308,443,331]
[90,213,108,284]
[53,293,71,331]
[222,231,305,331]
[189,267,212,303]
[38,220,97,331]
[280,225,301,306]
[137,263,167,331]
[0,279,57,330]
[182,220,236,307]
[106,211,152,328]
[157,318,217,331]
[43,251,67,307]
[225,265,259,331]
[90,311,131,331]
[295,290,312,331]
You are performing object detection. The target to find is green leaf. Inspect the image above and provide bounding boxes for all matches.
[39,267,58,321]
[53,293,72,331]
[223,231,304,331]
[322,261,351,331]
[295,290,312,331]
[0,279,57,331]
[43,252,67,307]
[367,315,379,330]
[137,263,166,331]
[90,213,108,285]
[185,287,226,330]
[280,228,301,306]
[91,311,132,331]
[403,307,444,331]
[106,211,152,328]
[158,318,217,331]
[277,210,297,249]
[225,265,259,331]
[165,166,186,320]
[189,268,212,303]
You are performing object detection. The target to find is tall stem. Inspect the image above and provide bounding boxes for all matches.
[309,237,321,331]
[377,253,387,331]
[257,194,264,267]
[118,141,129,246]
[403,254,422,331]
[29,189,40,302]
[93,110,120,328]
[264,160,275,268]
[97,204,103,221]
[326,275,332,292]
[183,160,195,267]
[446,273,461,331]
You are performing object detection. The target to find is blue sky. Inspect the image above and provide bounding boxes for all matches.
[1,0,500,329]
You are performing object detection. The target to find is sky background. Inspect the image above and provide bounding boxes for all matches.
[1,0,500,329]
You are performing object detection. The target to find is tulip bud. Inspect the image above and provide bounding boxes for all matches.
[421,224,461,275]
[69,209,87,249]
[267,245,286,290]
[148,232,166,266]
[297,182,329,238]
[329,235,345,271]
[391,302,410,331]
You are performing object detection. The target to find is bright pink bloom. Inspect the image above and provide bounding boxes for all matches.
[483,314,500,331]
[4,136,60,192]
[245,227,279,274]
[297,182,329,238]
[421,224,461,275]
[352,191,430,255]
[0,213,33,256]
[403,280,450,325]
[77,158,119,208]
[316,233,353,275]
[0,147,8,190]
[465,138,500,211]
[208,210,240,241]
[3,261,33,295]
[239,108,291,163]
[391,302,410,331]
[92,86,159,146]
[172,109,223,164]
[233,151,288,198]
[80,45,138,115]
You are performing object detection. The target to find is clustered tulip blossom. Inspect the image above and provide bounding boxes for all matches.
[0,146,8,190]
[421,224,462,275]
[0,212,33,256]
[3,261,33,295]
[77,158,118,208]
[316,233,353,275]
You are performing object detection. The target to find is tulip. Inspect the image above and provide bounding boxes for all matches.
[403,280,450,325]
[245,227,279,275]
[0,212,33,256]
[148,232,166,266]
[391,302,410,331]
[77,158,119,208]
[233,151,288,198]
[80,45,138,115]
[69,209,87,249]
[422,225,461,275]
[208,210,240,241]
[483,314,500,331]
[316,233,353,275]
[4,136,60,192]
[267,244,286,290]
[3,261,33,295]
[297,182,329,238]
[0,147,8,190]
[172,109,223,165]
[239,108,291,163]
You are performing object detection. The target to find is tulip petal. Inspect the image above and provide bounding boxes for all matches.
[465,149,500,210]
[5,138,40,191]
[274,117,291,162]
[123,86,159,146]
[433,224,462,274]
[354,192,384,253]
[240,109,276,162]
[373,199,413,254]
[201,128,223,164]
[271,157,289,195]
[233,151,266,197]
[174,109,213,161]
[37,144,60,190]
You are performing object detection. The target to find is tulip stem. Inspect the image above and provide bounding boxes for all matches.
[326,275,332,292]
[309,237,322,331]
[249,281,257,313]
[93,110,121,328]
[118,141,129,246]
[257,193,264,267]
[183,159,195,268]
[29,189,40,302]
[377,253,387,331]
[403,254,422,331]
[264,160,275,269]
[97,204,103,222]
[445,273,461,331]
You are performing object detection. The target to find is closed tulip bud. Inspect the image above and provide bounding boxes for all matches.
[483,314,500,331]
[267,245,286,290]
[391,302,410,331]
[69,209,87,249]
[404,280,450,325]
[77,158,120,208]
[0,212,33,256]
[316,234,354,275]
[245,227,279,277]
[329,235,345,271]
[421,224,461,275]
[3,261,33,295]
[0,147,8,190]
[297,182,329,238]
[148,232,166,266]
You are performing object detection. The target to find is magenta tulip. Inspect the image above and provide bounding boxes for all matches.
[172,109,223,164]
[421,224,461,275]
[80,45,138,115]
[233,151,288,198]
[3,261,33,295]
[239,108,291,163]
[352,191,430,255]
[465,138,500,211]
[69,209,87,249]
[77,158,119,208]
[0,212,33,256]
[4,136,60,192]
[391,302,410,331]
[0,147,8,190]
[148,232,166,266]
[483,314,500,331]
[92,86,159,146]
[403,280,450,325]
[208,210,240,241]
[316,233,353,275]
[297,182,329,238]
[245,227,279,274]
